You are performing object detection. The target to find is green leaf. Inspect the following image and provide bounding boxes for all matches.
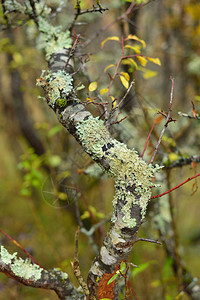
[76,84,85,91]
[131,260,156,278]
[120,261,126,274]
[107,273,119,285]
[47,155,62,167]
[48,125,62,137]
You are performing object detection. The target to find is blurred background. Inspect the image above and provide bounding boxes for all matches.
[0,0,199,299]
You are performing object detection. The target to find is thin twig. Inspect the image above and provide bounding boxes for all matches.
[117,80,135,109]
[150,76,175,163]
[136,237,162,245]
[0,229,44,268]
[72,226,90,296]
[151,173,200,199]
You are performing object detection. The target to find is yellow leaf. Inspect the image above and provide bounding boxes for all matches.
[86,97,93,102]
[125,45,141,54]
[136,56,147,67]
[127,34,146,48]
[89,81,97,92]
[146,57,161,66]
[100,88,109,95]
[101,36,120,48]
[120,72,130,81]
[110,96,117,108]
[194,95,200,101]
[104,64,115,73]
[142,69,158,79]
[122,58,138,69]
[120,75,129,89]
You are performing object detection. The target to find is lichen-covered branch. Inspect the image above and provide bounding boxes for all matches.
[0,246,85,300]
[165,155,200,169]
[2,1,162,299]
[37,28,162,300]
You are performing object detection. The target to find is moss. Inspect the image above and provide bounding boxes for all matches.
[76,116,162,228]
[0,246,43,281]
[56,98,68,108]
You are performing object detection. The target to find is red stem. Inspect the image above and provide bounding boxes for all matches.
[151,173,200,199]
[0,229,44,268]
[141,122,156,159]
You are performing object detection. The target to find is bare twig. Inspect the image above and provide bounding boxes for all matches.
[150,77,175,163]
[136,237,162,245]
[84,0,155,47]
[151,173,200,199]
[72,227,90,297]
[165,155,200,169]
[0,229,44,268]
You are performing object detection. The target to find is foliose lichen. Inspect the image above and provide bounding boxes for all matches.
[37,70,73,108]
[37,16,72,60]
[76,116,162,228]
[0,246,43,281]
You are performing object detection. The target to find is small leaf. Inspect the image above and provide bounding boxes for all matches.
[107,273,119,285]
[125,45,141,54]
[127,34,146,48]
[154,115,164,125]
[101,36,120,48]
[110,96,117,108]
[120,72,130,81]
[86,97,93,102]
[48,125,62,137]
[136,56,147,67]
[142,69,158,79]
[120,261,126,274]
[89,81,97,92]
[81,210,90,220]
[76,84,85,91]
[194,95,200,101]
[104,64,115,73]
[146,57,161,66]
[100,88,109,95]
[131,260,156,278]
[120,75,129,89]
[122,58,138,69]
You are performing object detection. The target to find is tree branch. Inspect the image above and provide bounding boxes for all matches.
[0,246,85,300]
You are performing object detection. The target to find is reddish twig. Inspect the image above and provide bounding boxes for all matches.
[0,229,44,268]
[141,122,156,159]
[151,173,200,199]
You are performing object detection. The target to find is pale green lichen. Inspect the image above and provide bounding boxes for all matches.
[38,17,72,60]
[76,116,162,228]
[0,246,43,281]
[0,246,17,264]
[53,268,68,280]
[37,70,73,108]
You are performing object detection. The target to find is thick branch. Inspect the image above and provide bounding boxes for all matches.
[42,47,161,298]
[0,246,85,300]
